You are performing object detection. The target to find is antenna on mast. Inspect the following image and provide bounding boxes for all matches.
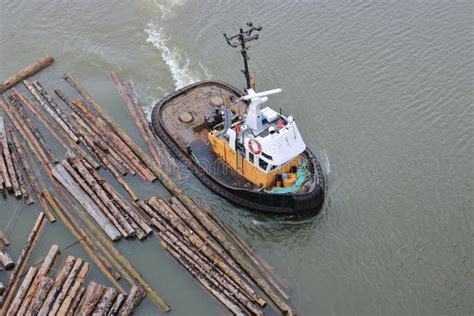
[223,22,262,91]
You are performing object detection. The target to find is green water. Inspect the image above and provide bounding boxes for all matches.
[0,1,472,315]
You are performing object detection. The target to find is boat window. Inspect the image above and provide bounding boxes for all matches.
[270,165,277,171]
[249,152,254,163]
[261,152,273,160]
[259,158,268,171]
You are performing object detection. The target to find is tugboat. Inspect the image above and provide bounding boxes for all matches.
[151,23,325,214]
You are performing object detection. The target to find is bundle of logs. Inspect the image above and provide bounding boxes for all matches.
[0,116,33,204]
[0,56,296,315]
[6,244,144,315]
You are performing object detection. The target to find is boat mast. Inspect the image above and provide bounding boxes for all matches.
[224,22,262,91]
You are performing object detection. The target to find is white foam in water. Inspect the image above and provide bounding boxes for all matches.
[322,148,331,174]
[145,22,200,90]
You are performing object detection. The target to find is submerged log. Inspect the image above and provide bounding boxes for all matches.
[1,212,47,314]
[0,55,54,94]
[52,163,121,241]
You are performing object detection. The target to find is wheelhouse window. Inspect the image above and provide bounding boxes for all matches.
[249,152,254,163]
[259,158,268,171]
[261,152,273,160]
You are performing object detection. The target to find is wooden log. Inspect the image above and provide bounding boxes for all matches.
[117,286,145,316]
[44,190,125,292]
[160,240,244,316]
[0,118,12,191]
[27,276,54,315]
[64,74,156,182]
[67,286,86,315]
[52,163,121,241]
[48,258,84,314]
[32,80,80,139]
[0,99,52,171]
[61,159,129,238]
[1,213,47,313]
[148,197,259,303]
[38,256,76,316]
[77,281,105,315]
[8,94,58,164]
[17,245,60,314]
[106,293,126,316]
[12,88,100,169]
[122,78,181,177]
[0,230,9,246]
[6,266,38,315]
[6,125,31,201]
[159,230,262,315]
[0,239,14,270]
[23,79,79,144]
[68,155,136,237]
[0,55,54,94]
[66,199,170,312]
[84,163,152,236]
[57,261,91,315]
[20,141,56,222]
[0,282,4,296]
[93,287,118,315]
[0,116,18,193]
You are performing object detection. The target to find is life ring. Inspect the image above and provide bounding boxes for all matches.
[248,139,262,155]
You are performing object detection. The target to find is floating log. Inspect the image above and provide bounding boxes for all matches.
[44,190,125,292]
[68,286,86,315]
[23,79,79,143]
[0,116,17,193]
[49,258,85,314]
[149,197,260,304]
[107,293,126,316]
[0,119,12,191]
[32,80,80,140]
[0,230,10,246]
[56,261,91,314]
[94,287,118,315]
[38,256,76,316]
[6,266,38,315]
[0,238,14,270]
[0,282,4,296]
[8,94,58,164]
[85,162,152,236]
[160,240,244,315]
[12,88,100,169]
[68,155,136,237]
[6,125,31,202]
[66,198,170,312]
[1,212,47,314]
[52,163,121,241]
[17,244,60,314]
[117,286,145,316]
[64,73,157,182]
[77,281,105,315]
[26,276,54,315]
[0,55,54,94]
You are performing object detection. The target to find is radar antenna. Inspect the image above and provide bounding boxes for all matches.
[223,22,262,91]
